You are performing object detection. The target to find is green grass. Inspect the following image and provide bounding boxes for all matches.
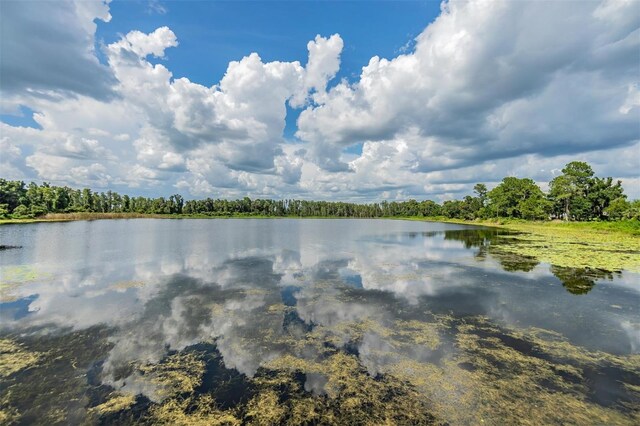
[400,216,640,235]
[0,212,279,224]
[0,212,160,224]
[0,212,394,225]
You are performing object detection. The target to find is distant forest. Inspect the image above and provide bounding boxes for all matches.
[1,162,638,221]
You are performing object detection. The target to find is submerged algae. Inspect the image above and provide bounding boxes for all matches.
[0,265,51,302]
[2,311,638,425]
[0,327,114,425]
[148,394,241,426]
[110,280,146,291]
[259,352,438,425]
[442,319,640,425]
[88,392,136,415]
[137,351,206,398]
[259,310,639,425]
[1,222,638,426]
[0,339,42,378]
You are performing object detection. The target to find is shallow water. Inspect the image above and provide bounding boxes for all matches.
[1,219,638,424]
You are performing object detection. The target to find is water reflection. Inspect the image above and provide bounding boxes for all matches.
[549,266,622,295]
[440,229,623,290]
[1,219,639,424]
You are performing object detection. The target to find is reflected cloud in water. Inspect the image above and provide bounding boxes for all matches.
[1,219,639,409]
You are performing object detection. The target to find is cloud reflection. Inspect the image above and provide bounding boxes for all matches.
[1,220,638,402]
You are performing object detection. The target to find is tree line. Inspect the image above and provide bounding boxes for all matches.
[1,161,637,221]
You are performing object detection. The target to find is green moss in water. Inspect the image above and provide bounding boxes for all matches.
[0,339,42,378]
[490,225,640,273]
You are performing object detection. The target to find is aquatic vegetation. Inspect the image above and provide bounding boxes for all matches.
[245,390,286,425]
[137,351,207,399]
[148,394,241,425]
[0,327,113,425]
[405,316,640,425]
[0,265,50,302]
[0,339,41,378]
[260,352,439,425]
[266,303,286,313]
[1,221,638,424]
[88,392,136,415]
[416,218,640,272]
[260,312,639,425]
[110,280,146,290]
[3,304,639,424]
[0,265,43,283]
[491,223,640,272]
[393,319,441,349]
[0,407,19,425]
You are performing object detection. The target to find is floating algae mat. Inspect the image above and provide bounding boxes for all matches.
[0,219,639,424]
[491,223,640,273]
[0,265,52,303]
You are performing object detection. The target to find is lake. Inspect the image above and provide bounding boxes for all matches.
[1,219,639,424]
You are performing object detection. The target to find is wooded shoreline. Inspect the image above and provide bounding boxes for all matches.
[2,211,638,234]
[2,162,639,223]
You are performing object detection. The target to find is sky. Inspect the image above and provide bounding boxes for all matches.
[1,0,639,201]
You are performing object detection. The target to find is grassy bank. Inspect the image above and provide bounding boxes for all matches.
[0,212,367,225]
[0,212,165,225]
[0,212,276,224]
[402,216,640,235]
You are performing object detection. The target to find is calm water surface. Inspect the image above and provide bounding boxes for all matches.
[1,219,639,424]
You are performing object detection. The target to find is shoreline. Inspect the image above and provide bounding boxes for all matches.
[1,212,638,233]
[2,213,638,272]
[1,212,637,229]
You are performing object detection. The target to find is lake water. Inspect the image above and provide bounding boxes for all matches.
[1,219,639,424]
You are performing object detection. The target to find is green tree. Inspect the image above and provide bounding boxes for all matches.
[604,198,629,220]
[625,200,640,220]
[122,194,131,212]
[442,200,464,218]
[589,177,625,219]
[419,200,441,217]
[81,188,93,211]
[52,187,70,211]
[169,194,184,214]
[548,161,594,220]
[11,205,31,218]
[487,177,549,219]
[0,179,27,212]
[474,183,487,206]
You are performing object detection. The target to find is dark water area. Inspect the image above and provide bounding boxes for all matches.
[0,219,638,424]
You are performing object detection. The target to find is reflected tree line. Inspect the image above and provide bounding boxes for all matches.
[1,161,638,221]
[440,229,621,294]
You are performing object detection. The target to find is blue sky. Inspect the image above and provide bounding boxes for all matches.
[99,1,437,85]
[0,0,638,200]
[96,1,440,141]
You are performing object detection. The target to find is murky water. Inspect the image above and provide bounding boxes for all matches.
[1,219,638,424]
